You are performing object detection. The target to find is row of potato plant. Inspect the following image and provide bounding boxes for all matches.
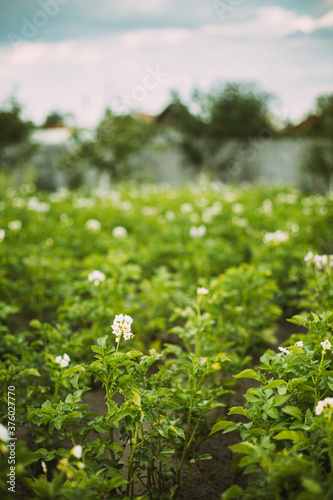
[212,255,333,499]
[0,178,333,498]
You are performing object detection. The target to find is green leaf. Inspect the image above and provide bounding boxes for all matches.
[260,352,272,366]
[265,379,286,389]
[278,384,287,395]
[91,345,104,355]
[273,394,291,406]
[131,389,141,407]
[234,369,261,381]
[288,378,308,390]
[62,364,85,379]
[157,426,169,438]
[260,435,271,448]
[70,373,80,390]
[160,445,175,454]
[221,485,244,500]
[274,430,302,441]
[156,453,171,462]
[97,336,108,348]
[229,442,256,455]
[169,425,185,439]
[282,406,303,421]
[270,424,287,432]
[109,443,123,454]
[108,476,128,489]
[209,421,236,435]
[30,319,42,329]
[21,368,41,377]
[301,477,322,494]
[223,423,240,433]
[289,346,304,354]
[288,315,307,327]
[266,408,279,419]
[245,393,261,403]
[228,406,246,416]
[126,350,143,359]
[311,312,320,323]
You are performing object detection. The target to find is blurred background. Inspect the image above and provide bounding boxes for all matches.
[0,0,332,191]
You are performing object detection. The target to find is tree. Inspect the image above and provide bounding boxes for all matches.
[156,95,205,169]
[303,141,333,191]
[197,82,272,139]
[42,111,66,128]
[315,94,333,138]
[58,109,156,182]
[285,93,333,138]
[301,93,333,191]
[0,98,35,169]
[162,82,274,172]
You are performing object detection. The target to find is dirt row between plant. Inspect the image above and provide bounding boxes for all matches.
[177,318,307,500]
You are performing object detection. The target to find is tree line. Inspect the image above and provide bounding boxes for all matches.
[1,82,332,187]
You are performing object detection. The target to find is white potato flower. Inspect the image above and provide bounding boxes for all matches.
[111,314,134,342]
[27,197,50,212]
[263,230,289,245]
[321,339,331,351]
[313,254,330,270]
[0,423,9,442]
[8,220,22,231]
[85,219,101,231]
[197,287,209,295]
[88,270,105,285]
[189,225,206,239]
[112,226,128,238]
[71,445,83,459]
[181,203,193,213]
[315,397,333,415]
[304,251,314,263]
[55,354,70,368]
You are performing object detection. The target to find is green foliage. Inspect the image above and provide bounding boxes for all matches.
[166,82,274,171]
[213,312,333,499]
[0,180,333,498]
[303,141,333,191]
[26,315,227,498]
[207,264,281,354]
[315,93,333,138]
[0,97,35,169]
[197,82,272,141]
[42,112,67,129]
[60,109,156,181]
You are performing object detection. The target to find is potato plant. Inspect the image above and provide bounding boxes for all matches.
[0,180,333,498]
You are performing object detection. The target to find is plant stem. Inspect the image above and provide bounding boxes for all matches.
[115,334,122,357]
[126,421,139,496]
[195,298,202,357]
[176,395,193,489]
[68,425,76,446]
[327,411,333,475]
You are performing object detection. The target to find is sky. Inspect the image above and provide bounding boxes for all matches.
[0,0,332,128]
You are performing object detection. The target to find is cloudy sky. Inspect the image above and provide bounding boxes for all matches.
[0,0,332,127]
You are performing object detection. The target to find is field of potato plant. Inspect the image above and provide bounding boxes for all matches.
[0,178,333,499]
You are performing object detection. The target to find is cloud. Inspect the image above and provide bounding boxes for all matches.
[1,19,331,127]
[202,6,333,39]
[0,0,216,45]
[0,1,331,128]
